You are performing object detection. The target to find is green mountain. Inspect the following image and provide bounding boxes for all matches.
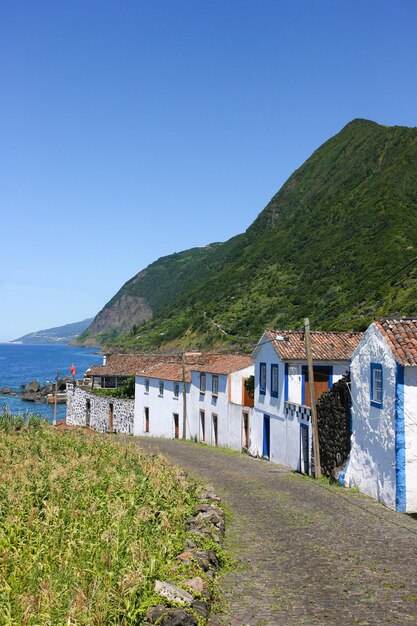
[78,119,417,351]
[13,318,94,344]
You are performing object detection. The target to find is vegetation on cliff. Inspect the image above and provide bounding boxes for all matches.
[78,119,417,351]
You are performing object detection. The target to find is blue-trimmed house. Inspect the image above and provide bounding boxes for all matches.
[344,318,417,513]
[251,328,362,473]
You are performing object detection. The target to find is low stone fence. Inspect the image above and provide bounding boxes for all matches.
[66,384,134,434]
[316,375,351,477]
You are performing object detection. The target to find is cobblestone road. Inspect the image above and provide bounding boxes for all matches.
[126,437,417,626]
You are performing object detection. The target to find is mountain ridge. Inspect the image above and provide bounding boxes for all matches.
[77,118,417,351]
[13,318,94,345]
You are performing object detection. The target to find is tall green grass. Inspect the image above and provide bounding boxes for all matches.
[0,419,197,624]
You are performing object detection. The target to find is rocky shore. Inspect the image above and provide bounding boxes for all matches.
[1,378,72,404]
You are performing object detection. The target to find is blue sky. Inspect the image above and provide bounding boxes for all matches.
[0,0,416,341]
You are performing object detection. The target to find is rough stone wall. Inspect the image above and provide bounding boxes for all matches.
[316,375,351,477]
[66,384,134,434]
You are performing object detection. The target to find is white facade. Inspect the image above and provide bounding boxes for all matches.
[134,376,190,440]
[189,365,254,451]
[403,367,417,512]
[344,323,417,512]
[252,332,349,472]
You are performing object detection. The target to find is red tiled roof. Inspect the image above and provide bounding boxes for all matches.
[262,328,363,361]
[89,352,253,381]
[374,318,417,366]
[138,361,191,383]
[189,353,254,375]
[139,353,254,380]
[88,354,174,377]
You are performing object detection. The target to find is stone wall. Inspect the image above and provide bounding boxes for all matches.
[316,375,351,477]
[66,384,134,434]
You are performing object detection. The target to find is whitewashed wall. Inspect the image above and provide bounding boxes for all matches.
[252,339,290,465]
[66,385,134,434]
[252,333,349,471]
[227,403,254,451]
[403,367,417,512]
[345,324,397,509]
[190,372,229,446]
[230,365,254,404]
[134,376,190,439]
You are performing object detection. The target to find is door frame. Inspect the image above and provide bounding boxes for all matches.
[212,413,218,446]
[173,413,179,439]
[242,411,249,450]
[300,423,310,475]
[263,414,270,459]
[301,365,333,406]
[200,410,205,442]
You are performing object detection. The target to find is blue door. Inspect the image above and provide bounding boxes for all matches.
[263,415,270,459]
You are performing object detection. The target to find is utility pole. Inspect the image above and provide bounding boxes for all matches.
[181,351,187,440]
[53,370,59,427]
[304,318,321,479]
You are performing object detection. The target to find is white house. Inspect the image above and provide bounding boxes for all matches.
[189,354,254,451]
[343,318,417,513]
[134,359,191,440]
[87,354,160,389]
[252,329,362,472]
[67,354,172,432]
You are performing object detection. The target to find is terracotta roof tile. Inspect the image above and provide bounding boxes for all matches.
[374,318,417,366]
[88,354,174,377]
[139,361,191,383]
[140,353,253,380]
[262,328,363,361]
[89,352,254,382]
[189,354,254,375]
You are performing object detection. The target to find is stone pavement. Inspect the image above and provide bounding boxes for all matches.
[124,437,417,626]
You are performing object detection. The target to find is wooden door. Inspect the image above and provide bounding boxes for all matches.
[144,407,149,433]
[85,399,91,428]
[108,402,114,432]
[300,424,309,474]
[200,410,205,442]
[242,412,249,449]
[173,413,179,439]
[303,367,331,407]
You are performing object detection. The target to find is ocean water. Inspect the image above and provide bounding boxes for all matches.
[0,344,102,421]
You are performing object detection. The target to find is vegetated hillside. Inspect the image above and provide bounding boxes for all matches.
[80,118,417,352]
[77,244,222,344]
[13,318,94,344]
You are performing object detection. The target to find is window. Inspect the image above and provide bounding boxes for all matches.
[159,381,164,396]
[259,362,266,395]
[144,379,149,393]
[370,363,383,408]
[200,373,206,393]
[212,375,219,396]
[271,364,278,398]
[174,383,180,397]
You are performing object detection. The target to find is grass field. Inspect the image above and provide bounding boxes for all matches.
[0,413,198,625]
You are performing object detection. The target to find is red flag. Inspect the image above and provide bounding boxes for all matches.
[71,363,76,377]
